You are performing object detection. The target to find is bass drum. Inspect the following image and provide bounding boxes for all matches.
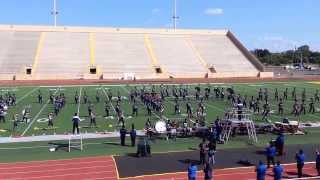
[155,120,167,133]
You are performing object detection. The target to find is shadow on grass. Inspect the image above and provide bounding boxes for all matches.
[48,142,69,152]
[103,142,122,146]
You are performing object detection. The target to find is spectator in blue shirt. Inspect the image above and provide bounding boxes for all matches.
[188,163,197,180]
[276,133,285,156]
[316,151,320,176]
[256,161,267,180]
[295,149,305,178]
[266,143,276,168]
[273,161,283,180]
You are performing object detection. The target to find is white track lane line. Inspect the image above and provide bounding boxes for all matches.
[6,170,116,180]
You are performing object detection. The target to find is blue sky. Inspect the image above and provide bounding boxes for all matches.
[0,0,319,52]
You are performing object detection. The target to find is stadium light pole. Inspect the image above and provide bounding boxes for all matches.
[52,0,58,27]
[172,0,179,31]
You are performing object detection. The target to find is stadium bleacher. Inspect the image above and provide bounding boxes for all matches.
[0,25,271,80]
[95,33,156,79]
[0,32,39,75]
[35,32,90,79]
[150,35,208,78]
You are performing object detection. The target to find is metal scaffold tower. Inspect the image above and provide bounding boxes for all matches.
[221,108,258,143]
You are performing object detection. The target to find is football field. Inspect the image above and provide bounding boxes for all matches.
[0,81,320,138]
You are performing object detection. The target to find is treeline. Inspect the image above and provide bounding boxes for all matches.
[252,45,320,66]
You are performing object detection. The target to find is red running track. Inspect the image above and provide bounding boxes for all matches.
[0,156,118,180]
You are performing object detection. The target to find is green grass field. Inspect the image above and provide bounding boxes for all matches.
[0,81,320,137]
[0,80,320,162]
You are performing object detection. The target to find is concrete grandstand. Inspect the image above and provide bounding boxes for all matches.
[0,25,273,80]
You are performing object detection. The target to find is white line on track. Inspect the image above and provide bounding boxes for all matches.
[0,160,114,170]
[0,165,111,175]
[0,155,112,165]
[21,89,59,136]
[5,170,115,180]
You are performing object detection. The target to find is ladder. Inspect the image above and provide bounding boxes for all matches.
[68,134,83,152]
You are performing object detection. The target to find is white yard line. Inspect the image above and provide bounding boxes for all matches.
[16,87,40,104]
[101,87,117,114]
[21,89,59,136]
[77,87,82,115]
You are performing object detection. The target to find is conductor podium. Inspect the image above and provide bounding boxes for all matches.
[221,108,258,143]
[68,134,83,152]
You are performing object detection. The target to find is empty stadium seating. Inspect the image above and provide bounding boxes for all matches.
[149,35,207,78]
[0,32,39,75]
[0,25,265,80]
[35,32,90,79]
[95,33,156,79]
[191,35,258,75]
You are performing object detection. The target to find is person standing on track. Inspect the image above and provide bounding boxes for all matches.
[256,161,267,180]
[266,142,276,168]
[273,161,283,180]
[295,149,305,178]
[72,113,80,134]
[188,162,197,180]
[203,161,213,180]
